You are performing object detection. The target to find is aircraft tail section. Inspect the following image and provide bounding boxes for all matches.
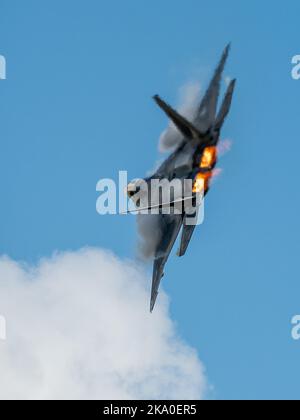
[153,95,205,141]
[214,79,236,131]
[195,44,231,132]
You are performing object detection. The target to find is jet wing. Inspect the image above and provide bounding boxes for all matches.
[150,214,183,312]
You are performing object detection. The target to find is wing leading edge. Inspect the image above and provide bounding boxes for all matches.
[150,214,183,312]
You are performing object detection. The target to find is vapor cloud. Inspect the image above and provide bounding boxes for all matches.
[137,215,162,261]
[0,248,206,400]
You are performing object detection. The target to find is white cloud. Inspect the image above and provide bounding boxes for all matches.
[0,248,206,400]
[159,82,201,152]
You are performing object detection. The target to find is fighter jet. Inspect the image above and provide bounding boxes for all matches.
[128,45,236,312]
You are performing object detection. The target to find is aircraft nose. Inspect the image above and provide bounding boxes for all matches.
[127,183,136,198]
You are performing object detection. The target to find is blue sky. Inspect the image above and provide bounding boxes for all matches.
[0,0,300,400]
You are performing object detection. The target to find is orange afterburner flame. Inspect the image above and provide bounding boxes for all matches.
[200,146,217,168]
[193,146,218,193]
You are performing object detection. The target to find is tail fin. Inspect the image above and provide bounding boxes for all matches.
[214,79,236,131]
[195,44,231,132]
[153,95,204,140]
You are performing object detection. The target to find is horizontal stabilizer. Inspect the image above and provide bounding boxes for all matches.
[153,95,204,140]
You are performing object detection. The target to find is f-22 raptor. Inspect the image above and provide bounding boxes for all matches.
[128,45,236,312]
